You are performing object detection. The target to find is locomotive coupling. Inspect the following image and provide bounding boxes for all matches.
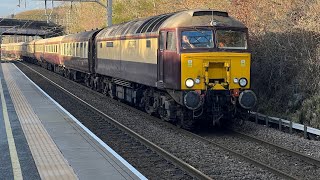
[238,90,257,109]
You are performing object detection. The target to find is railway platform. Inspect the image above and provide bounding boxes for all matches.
[0,62,146,180]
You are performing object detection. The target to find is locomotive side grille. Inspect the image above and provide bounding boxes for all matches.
[113,78,132,87]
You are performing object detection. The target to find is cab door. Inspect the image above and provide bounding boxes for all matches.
[158,30,180,89]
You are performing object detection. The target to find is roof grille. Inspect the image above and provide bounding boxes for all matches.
[193,11,228,17]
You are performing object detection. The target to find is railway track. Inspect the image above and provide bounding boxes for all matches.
[198,129,320,180]
[16,61,319,179]
[232,130,320,167]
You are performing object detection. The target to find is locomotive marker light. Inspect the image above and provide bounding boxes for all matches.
[195,78,201,84]
[239,78,248,87]
[233,78,239,84]
[186,78,195,88]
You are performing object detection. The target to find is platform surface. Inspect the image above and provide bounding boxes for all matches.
[0,62,146,180]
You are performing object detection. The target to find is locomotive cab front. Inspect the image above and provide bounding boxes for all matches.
[178,27,256,124]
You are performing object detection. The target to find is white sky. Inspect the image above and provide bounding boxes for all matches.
[0,0,60,17]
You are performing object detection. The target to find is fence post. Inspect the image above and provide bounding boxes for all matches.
[289,120,293,134]
[279,118,282,131]
[304,125,308,139]
[265,116,269,127]
[255,113,258,124]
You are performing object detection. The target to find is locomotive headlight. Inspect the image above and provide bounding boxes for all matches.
[195,78,201,84]
[233,78,239,84]
[239,78,248,87]
[185,78,195,88]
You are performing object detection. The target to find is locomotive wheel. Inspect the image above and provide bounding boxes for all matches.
[108,83,117,99]
[177,109,196,131]
[84,74,90,87]
[144,97,155,115]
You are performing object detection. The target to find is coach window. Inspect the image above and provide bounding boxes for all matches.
[167,32,176,51]
[73,43,76,56]
[80,43,83,58]
[76,43,79,57]
[84,42,88,58]
[67,44,69,56]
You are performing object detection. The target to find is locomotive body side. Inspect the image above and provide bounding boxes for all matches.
[96,32,159,87]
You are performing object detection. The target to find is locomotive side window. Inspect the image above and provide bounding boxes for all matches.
[167,32,176,51]
[181,30,213,49]
[216,30,247,49]
[106,42,113,47]
[146,40,151,48]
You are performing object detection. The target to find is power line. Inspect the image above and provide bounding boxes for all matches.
[35,0,112,26]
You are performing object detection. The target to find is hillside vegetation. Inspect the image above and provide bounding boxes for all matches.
[15,0,320,127]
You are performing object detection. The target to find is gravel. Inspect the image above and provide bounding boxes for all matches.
[17,62,286,179]
[201,130,320,179]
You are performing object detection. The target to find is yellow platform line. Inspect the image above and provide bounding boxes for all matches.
[0,78,23,180]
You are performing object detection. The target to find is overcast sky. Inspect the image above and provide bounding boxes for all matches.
[0,0,50,17]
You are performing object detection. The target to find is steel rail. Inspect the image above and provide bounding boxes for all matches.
[232,129,320,167]
[17,61,212,180]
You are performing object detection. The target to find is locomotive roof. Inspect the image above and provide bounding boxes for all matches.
[97,9,246,39]
[160,9,246,29]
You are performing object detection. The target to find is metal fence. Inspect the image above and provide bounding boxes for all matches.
[250,112,320,139]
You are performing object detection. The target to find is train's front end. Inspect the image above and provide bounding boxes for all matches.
[177,11,256,125]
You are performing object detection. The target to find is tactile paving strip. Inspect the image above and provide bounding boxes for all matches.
[2,63,78,180]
